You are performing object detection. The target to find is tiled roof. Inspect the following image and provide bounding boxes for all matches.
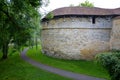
[113,8,120,15]
[52,7,120,16]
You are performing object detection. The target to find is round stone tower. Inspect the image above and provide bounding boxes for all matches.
[41,7,120,60]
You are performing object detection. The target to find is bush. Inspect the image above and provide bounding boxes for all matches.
[46,12,54,19]
[96,52,120,80]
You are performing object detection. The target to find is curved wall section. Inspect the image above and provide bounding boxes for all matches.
[110,17,120,50]
[41,17,112,60]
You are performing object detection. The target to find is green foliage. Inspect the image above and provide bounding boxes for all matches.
[46,12,54,19]
[69,0,94,7]
[27,46,109,79]
[0,0,45,59]
[78,0,94,7]
[96,51,120,80]
[111,49,120,53]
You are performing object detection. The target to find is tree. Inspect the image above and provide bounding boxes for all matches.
[78,0,94,7]
[69,0,94,7]
[69,4,75,7]
[0,0,48,59]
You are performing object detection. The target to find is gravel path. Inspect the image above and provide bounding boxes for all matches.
[20,48,105,80]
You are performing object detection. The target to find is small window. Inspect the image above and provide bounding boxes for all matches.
[92,17,95,24]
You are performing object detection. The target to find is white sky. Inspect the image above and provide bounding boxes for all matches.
[42,0,120,13]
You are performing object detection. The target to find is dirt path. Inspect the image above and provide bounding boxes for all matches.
[20,48,105,80]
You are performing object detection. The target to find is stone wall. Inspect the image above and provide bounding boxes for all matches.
[41,17,112,60]
[42,17,112,29]
[110,17,120,50]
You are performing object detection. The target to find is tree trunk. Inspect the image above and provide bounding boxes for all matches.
[2,43,9,59]
[35,37,38,50]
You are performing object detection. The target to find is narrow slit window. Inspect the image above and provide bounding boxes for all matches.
[92,17,95,24]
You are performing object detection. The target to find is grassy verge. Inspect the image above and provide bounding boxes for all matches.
[0,50,71,80]
[27,47,110,80]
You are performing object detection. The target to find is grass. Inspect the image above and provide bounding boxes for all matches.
[27,47,110,80]
[0,49,71,80]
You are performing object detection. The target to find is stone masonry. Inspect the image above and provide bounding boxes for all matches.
[41,7,120,60]
[110,17,120,50]
[41,17,113,60]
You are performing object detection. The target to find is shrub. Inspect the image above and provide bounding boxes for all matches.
[46,12,54,19]
[96,52,120,80]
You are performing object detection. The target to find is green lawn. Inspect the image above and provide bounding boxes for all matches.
[0,50,71,80]
[27,47,110,80]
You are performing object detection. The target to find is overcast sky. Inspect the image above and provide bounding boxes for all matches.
[41,0,120,13]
